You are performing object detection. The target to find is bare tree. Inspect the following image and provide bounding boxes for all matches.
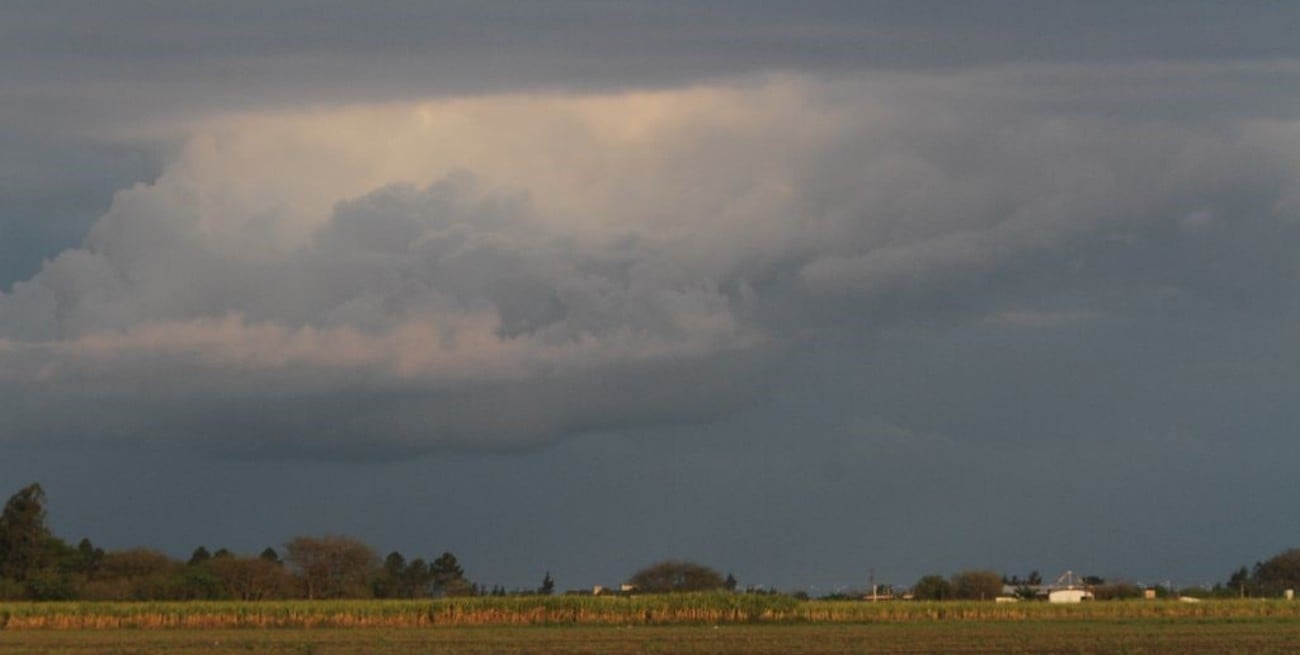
[284,535,378,599]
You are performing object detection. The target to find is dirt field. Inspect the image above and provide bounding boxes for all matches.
[5,620,1300,655]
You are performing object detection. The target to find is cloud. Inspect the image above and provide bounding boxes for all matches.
[3,70,1299,455]
[979,310,1098,329]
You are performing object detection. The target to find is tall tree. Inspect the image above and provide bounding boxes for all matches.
[401,558,432,598]
[373,551,407,598]
[0,483,60,582]
[538,571,555,596]
[430,551,472,596]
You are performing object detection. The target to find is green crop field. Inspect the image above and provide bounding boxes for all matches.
[4,598,1300,654]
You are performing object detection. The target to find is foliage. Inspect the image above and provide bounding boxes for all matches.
[374,552,436,599]
[912,575,951,600]
[627,560,726,593]
[950,570,1004,600]
[431,552,474,596]
[0,483,69,590]
[1252,548,1300,596]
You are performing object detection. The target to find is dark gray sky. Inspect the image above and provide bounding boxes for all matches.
[3,1,1300,592]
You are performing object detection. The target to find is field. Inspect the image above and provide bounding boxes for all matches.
[4,598,1300,654]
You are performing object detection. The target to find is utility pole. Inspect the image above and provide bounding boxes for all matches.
[869,567,877,601]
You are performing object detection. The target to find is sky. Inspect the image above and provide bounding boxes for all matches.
[3,1,1300,593]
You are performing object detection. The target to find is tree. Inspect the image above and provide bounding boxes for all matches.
[950,569,1004,600]
[374,551,403,597]
[724,573,738,592]
[0,483,60,582]
[626,560,725,593]
[401,558,432,598]
[1251,548,1300,596]
[362,555,433,599]
[188,547,212,566]
[1226,565,1257,597]
[208,555,296,600]
[91,548,183,600]
[538,571,555,596]
[431,551,473,596]
[913,574,951,600]
[260,547,282,564]
[73,538,105,578]
[285,535,378,599]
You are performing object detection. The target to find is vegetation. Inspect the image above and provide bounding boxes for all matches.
[949,569,1002,600]
[8,597,1300,631]
[911,575,950,600]
[626,560,727,594]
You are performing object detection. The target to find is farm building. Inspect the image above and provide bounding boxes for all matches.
[1048,588,1094,603]
[1047,570,1094,603]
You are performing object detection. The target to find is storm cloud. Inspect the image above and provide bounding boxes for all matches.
[3,68,1299,456]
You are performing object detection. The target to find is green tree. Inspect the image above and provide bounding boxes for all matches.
[401,558,432,598]
[89,548,183,600]
[188,547,213,566]
[1226,565,1256,597]
[538,570,555,596]
[0,483,61,582]
[373,551,407,598]
[431,551,472,596]
[950,569,1004,600]
[626,560,725,593]
[73,538,105,578]
[913,574,951,600]
[1252,548,1300,596]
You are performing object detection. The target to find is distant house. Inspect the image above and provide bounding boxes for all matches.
[1048,588,1094,603]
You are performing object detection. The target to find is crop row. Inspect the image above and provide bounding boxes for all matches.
[3,596,1300,630]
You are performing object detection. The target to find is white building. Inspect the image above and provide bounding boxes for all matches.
[1048,588,1094,603]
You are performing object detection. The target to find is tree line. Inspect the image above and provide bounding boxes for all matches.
[0,483,522,601]
[4,483,1300,601]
